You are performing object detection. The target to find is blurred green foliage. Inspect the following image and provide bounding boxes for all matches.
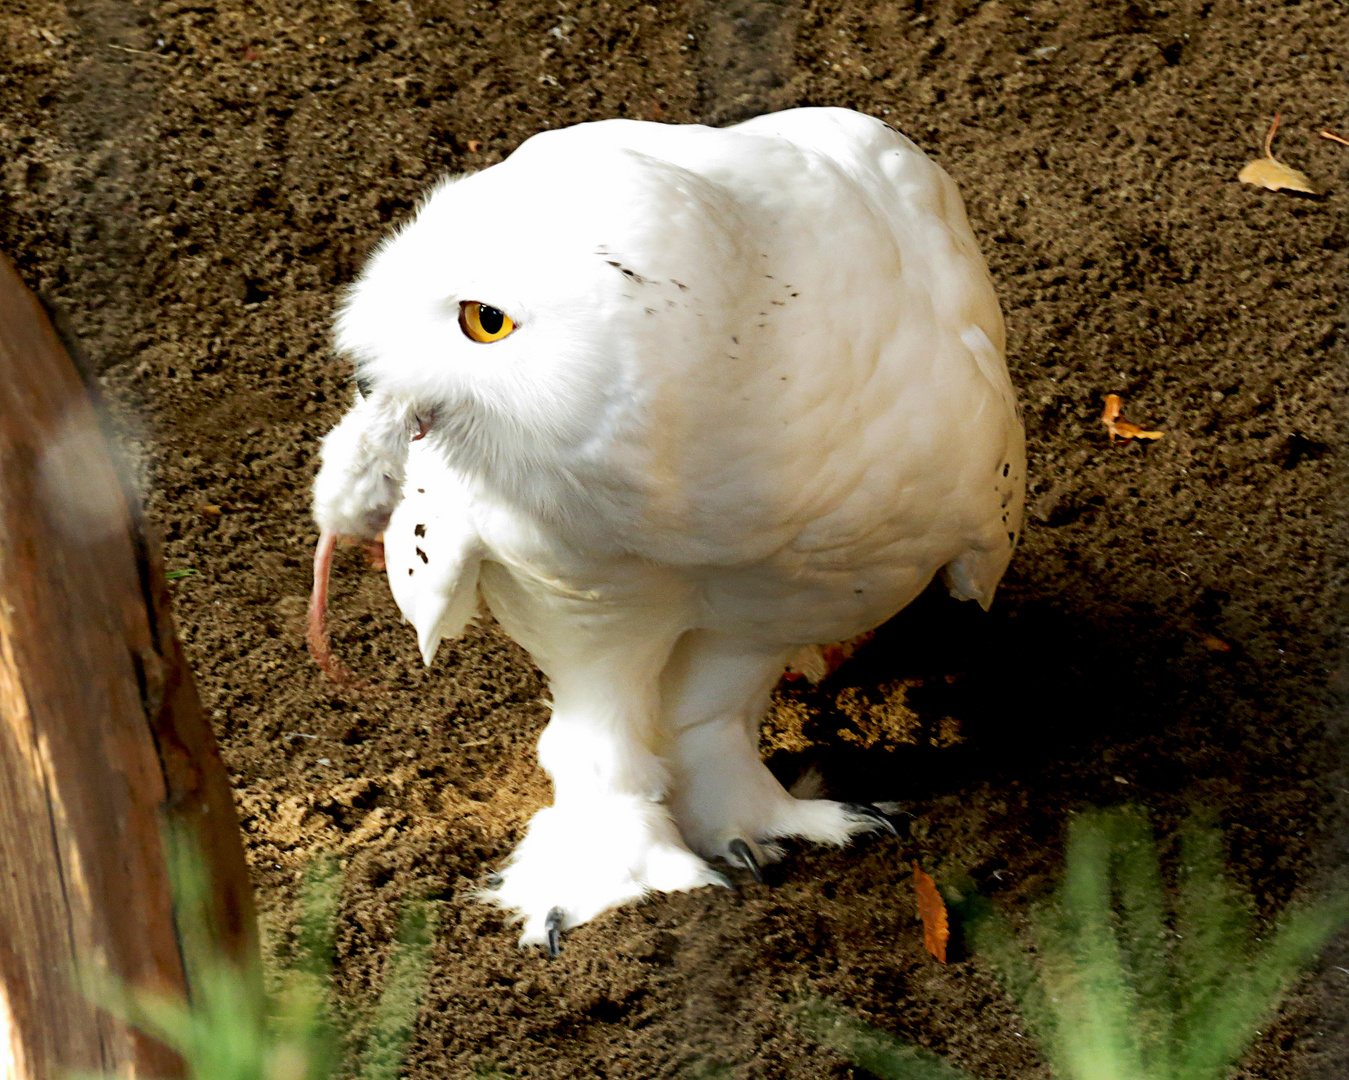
[80,830,435,1080]
[792,806,1349,1080]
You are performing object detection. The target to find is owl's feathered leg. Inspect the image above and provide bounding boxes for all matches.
[661,631,893,869]
[479,598,725,949]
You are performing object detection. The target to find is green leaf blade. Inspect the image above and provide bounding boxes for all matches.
[357,901,438,1080]
[789,996,982,1080]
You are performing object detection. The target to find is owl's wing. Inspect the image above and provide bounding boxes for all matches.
[384,442,485,665]
[601,109,1025,604]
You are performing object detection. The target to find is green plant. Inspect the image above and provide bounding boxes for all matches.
[791,806,1349,1080]
[790,997,977,1080]
[82,830,435,1080]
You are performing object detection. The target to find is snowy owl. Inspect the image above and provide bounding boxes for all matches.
[308,107,1025,953]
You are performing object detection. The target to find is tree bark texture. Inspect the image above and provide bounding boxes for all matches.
[0,251,258,1080]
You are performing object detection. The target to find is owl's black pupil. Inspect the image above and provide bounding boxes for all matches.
[478,305,505,334]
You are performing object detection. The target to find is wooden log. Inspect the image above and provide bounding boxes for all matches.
[0,252,258,1080]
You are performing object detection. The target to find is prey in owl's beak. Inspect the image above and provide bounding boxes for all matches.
[356,369,436,442]
[307,386,431,689]
[307,529,389,691]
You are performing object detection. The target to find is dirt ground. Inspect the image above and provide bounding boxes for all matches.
[2,0,1347,1076]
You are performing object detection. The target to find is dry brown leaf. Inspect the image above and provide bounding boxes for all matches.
[1238,157,1317,194]
[1238,114,1318,194]
[913,861,949,963]
[783,630,876,684]
[1101,393,1163,442]
[1200,635,1232,652]
[1102,393,1122,427]
[466,139,482,152]
[1111,420,1164,441]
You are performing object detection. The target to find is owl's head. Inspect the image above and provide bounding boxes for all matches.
[329,121,745,519]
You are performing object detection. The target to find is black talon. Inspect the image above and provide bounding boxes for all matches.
[544,907,565,958]
[486,872,504,888]
[844,802,901,837]
[727,838,764,883]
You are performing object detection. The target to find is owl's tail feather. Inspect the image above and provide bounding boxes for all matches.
[941,547,1008,612]
[307,528,373,692]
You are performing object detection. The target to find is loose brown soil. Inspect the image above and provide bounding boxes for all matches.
[2,1,1346,1077]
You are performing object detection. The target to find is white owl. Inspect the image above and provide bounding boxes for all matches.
[308,107,1025,954]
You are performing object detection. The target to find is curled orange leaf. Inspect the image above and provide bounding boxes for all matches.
[913,862,949,963]
[1101,394,1163,442]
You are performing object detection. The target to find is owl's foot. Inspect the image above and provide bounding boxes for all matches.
[671,721,899,870]
[695,796,898,875]
[544,907,565,958]
[721,816,899,882]
[484,795,728,953]
[726,837,764,882]
[841,802,902,837]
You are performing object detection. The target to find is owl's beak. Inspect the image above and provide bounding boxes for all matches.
[412,409,438,441]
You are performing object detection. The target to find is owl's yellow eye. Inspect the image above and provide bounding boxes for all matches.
[459,301,515,343]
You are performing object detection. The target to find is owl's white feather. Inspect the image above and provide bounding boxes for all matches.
[310,108,1025,947]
